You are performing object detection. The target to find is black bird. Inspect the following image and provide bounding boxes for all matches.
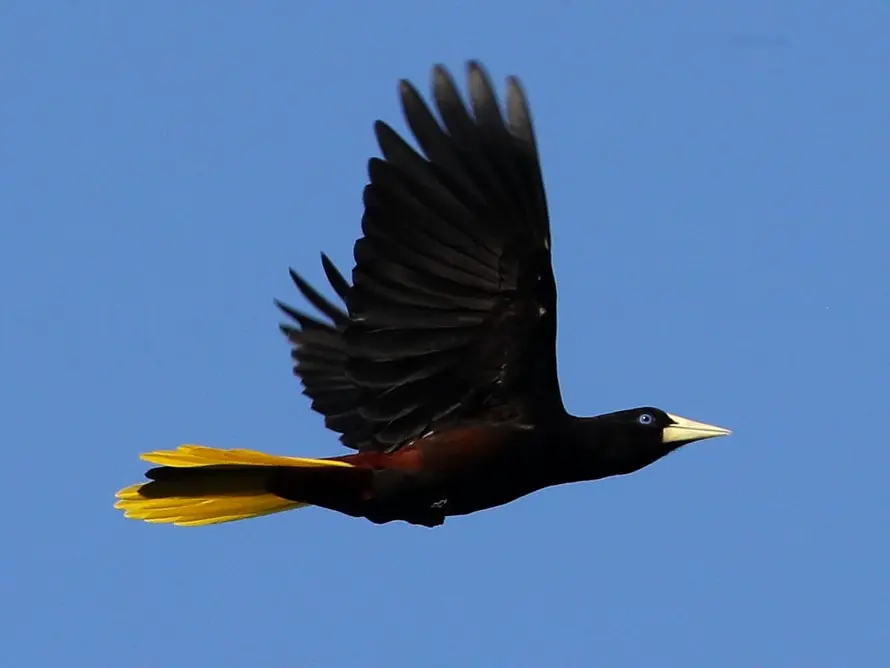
[115,61,730,528]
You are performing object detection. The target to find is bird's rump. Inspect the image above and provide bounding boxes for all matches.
[277,61,563,453]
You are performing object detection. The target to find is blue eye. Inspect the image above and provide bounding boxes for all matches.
[638,413,654,425]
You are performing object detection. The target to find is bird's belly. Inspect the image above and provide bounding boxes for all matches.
[364,452,546,526]
[437,477,541,517]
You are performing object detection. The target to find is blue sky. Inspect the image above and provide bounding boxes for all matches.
[2,2,889,666]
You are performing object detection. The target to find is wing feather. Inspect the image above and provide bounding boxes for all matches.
[277,61,563,452]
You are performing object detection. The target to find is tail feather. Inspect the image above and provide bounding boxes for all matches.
[137,444,354,469]
[115,445,356,527]
[115,483,307,526]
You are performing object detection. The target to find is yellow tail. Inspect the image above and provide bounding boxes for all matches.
[115,445,353,527]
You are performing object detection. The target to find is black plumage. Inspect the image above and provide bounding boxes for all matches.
[115,61,730,529]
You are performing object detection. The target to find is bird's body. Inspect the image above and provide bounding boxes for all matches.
[332,424,549,526]
[115,61,730,528]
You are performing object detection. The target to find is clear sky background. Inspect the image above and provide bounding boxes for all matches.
[2,2,888,667]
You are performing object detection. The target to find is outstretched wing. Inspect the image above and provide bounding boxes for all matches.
[278,61,563,452]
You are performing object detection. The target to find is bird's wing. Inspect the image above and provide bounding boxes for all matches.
[276,255,378,450]
[279,61,563,452]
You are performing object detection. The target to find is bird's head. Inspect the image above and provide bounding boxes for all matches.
[591,406,731,475]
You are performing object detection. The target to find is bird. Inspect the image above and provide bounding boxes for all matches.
[115,61,731,528]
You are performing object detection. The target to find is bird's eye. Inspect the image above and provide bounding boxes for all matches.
[638,413,654,425]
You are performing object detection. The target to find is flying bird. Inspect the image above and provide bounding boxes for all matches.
[115,61,730,528]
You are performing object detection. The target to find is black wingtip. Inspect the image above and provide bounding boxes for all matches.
[466,59,490,80]
[281,265,349,326]
[274,298,301,322]
[287,267,308,290]
[320,253,351,300]
[398,79,414,98]
[431,63,459,94]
